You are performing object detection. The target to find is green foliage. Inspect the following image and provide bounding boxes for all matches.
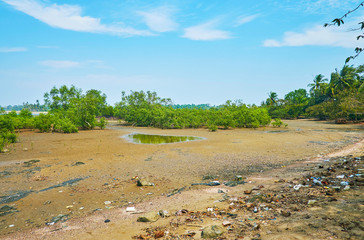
[114,91,271,130]
[208,124,218,132]
[19,109,33,118]
[272,118,284,127]
[33,113,78,133]
[264,65,364,122]
[0,114,17,152]
[33,113,56,132]
[97,117,107,130]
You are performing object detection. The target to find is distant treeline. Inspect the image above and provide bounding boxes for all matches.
[2,101,48,112]
[172,104,212,110]
[262,65,364,122]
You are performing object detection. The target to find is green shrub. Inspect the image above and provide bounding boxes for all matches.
[271,118,287,128]
[97,117,107,130]
[55,118,78,133]
[19,109,33,118]
[33,113,55,132]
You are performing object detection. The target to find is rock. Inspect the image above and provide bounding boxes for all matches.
[201,225,225,239]
[158,210,169,218]
[154,230,164,238]
[308,200,317,205]
[244,189,252,194]
[281,210,291,217]
[137,179,154,187]
[137,212,160,222]
[222,221,232,226]
[72,162,85,166]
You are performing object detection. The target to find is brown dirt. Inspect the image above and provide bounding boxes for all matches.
[0,119,363,239]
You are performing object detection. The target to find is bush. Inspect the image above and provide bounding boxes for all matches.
[55,118,78,133]
[97,117,107,130]
[34,113,55,132]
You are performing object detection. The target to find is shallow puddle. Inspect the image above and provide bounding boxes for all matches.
[125,133,203,144]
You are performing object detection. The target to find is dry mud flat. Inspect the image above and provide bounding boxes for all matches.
[0,120,363,239]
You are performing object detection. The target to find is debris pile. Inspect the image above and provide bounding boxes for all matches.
[133,155,363,239]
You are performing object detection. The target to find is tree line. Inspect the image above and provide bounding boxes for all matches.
[263,65,364,122]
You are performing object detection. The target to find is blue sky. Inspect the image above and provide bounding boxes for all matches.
[0,0,363,106]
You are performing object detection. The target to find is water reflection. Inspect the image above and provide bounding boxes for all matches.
[126,133,203,144]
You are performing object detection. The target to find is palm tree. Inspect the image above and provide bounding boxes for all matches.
[329,65,358,95]
[266,92,278,106]
[307,74,327,93]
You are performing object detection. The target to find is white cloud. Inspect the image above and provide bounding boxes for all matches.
[182,20,232,41]
[2,0,152,37]
[0,47,27,52]
[137,6,178,32]
[235,14,259,26]
[40,60,80,69]
[263,21,360,48]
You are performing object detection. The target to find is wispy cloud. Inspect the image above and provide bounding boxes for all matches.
[39,59,109,70]
[2,0,152,37]
[263,19,361,48]
[235,14,259,26]
[40,60,80,69]
[182,19,232,41]
[0,47,27,53]
[137,6,178,32]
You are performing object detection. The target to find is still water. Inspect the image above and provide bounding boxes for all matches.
[125,133,203,144]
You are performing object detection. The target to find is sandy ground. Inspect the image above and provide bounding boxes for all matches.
[0,119,363,239]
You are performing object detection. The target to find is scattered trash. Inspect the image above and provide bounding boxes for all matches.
[104,201,112,205]
[104,219,110,223]
[126,207,136,212]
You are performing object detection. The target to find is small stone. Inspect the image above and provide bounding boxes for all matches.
[308,200,317,205]
[23,148,28,151]
[222,221,232,226]
[281,210,291,217]
[246,203,254,209]
[158,210,169,218]
[244,189,252,194]
[137,212,160,222]
[137,179,154,186]
[201,225,225,239]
